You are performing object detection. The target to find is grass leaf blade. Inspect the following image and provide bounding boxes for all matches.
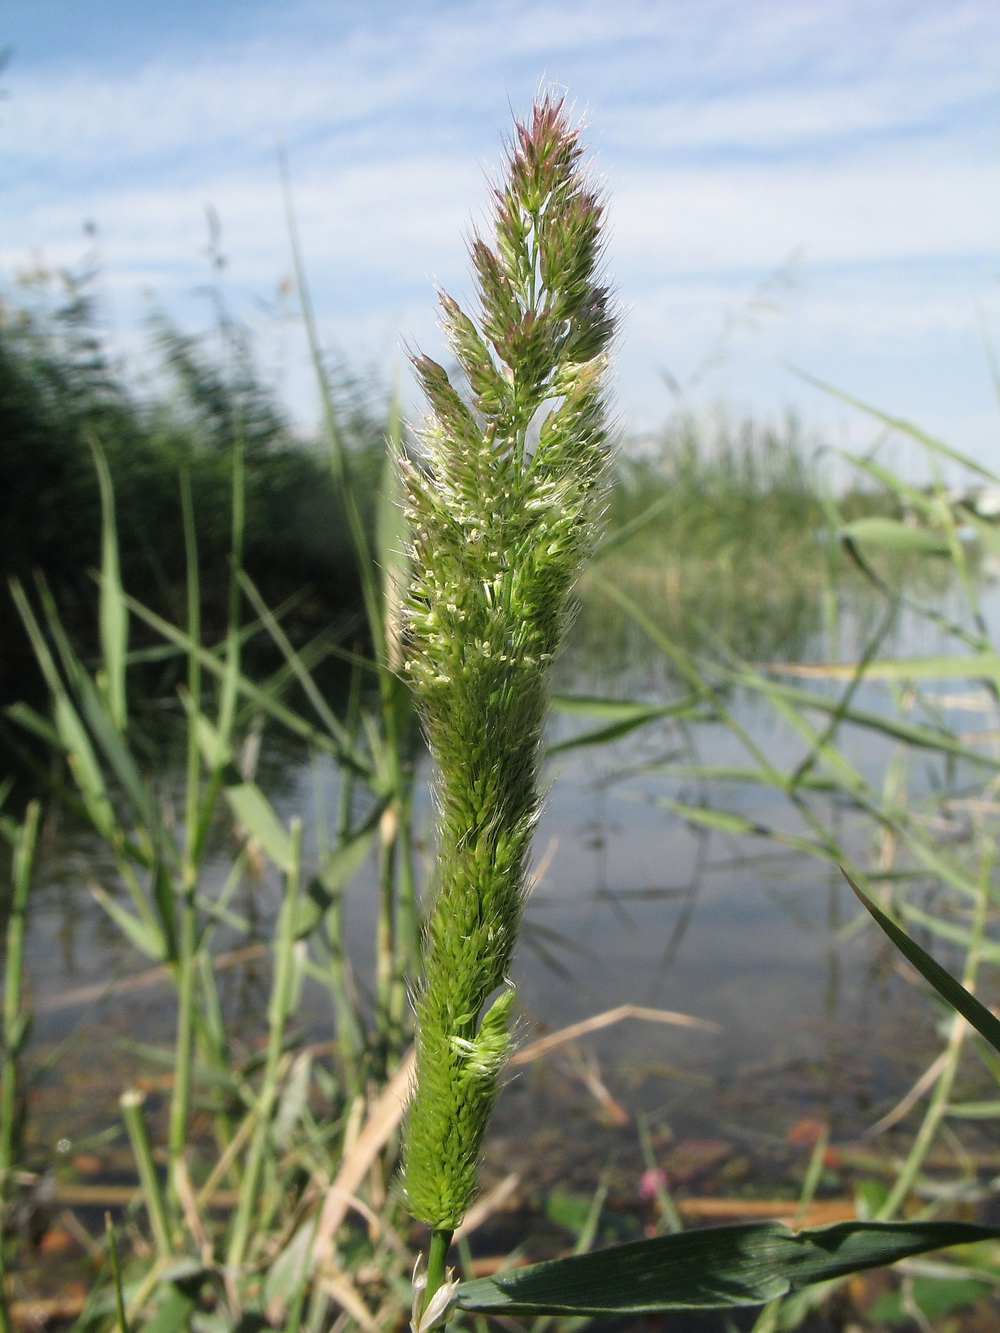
[844,870,1000,1054]
[456,1220,1000,1316]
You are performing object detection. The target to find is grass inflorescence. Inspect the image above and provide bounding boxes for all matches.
[401,96,615,1241]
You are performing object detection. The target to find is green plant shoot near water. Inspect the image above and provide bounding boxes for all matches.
[400,94,1000,1332]
[401,95,614,1316]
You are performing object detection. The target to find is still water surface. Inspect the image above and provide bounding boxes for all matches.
[19,581,997,1165]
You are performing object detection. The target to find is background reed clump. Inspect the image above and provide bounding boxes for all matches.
[400,94,614,1255]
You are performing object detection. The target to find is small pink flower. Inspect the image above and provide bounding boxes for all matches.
[639,1168,668,1200]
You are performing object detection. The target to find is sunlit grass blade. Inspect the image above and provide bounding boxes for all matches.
[657,799,836,861]
[547,693,705,754]
[226,818,304,1271]
[839,517,952,556]
[105,1213,129,1333]
[291,798,386,940]
[739,672,1000,768]
[787,366,1000,484]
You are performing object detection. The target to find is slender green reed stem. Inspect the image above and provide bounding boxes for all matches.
[121,1089,173,1261]
[0,1234,8,1333]
[0,801,40,1186]
[0,800,37,1333]
[105,1213,129,1333]
[328,669,365,1065]
[374,815,400,1078]
[169,467,202,1174]
[227,818,304,1271]
[390,788,418,1031]
[423,1227,454,1324]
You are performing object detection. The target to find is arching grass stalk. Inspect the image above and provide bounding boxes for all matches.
[400,95,616,1324]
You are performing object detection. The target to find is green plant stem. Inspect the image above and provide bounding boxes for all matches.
[390,788,418,1033]
[0,1231,9,1333]
[328,672,365,1067]
[423,1227,454,1326]
[226,818,304,1272]
[374,814,398,1080]
[1,801,40,1185]
[105,1213,129,1333]
[168,468,202,1173]
[121,1089,173,1261]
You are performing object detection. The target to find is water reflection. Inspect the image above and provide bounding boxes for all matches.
[13,573,998,1163]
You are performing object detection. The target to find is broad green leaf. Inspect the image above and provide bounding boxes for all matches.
[845,872,1000,1054]
[545,1189,595,1236]
[69,665,160,853]
[194,711,231,771]
[263,1214,313,1313]
[840,518,952,555]
[56,696,116,839]
[6,1011,30,1059]
[10,581,118,837]
[455,1220,1000,1317]
[317,822,378,892]
[118,1040,242,1093]
[273,1051,312,1149]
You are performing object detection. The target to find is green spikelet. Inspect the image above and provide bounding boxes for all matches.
[401,95,616,1230]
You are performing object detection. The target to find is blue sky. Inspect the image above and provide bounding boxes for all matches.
[4,0,999,464]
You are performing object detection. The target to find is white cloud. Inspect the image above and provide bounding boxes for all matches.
[3,0,999,459]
